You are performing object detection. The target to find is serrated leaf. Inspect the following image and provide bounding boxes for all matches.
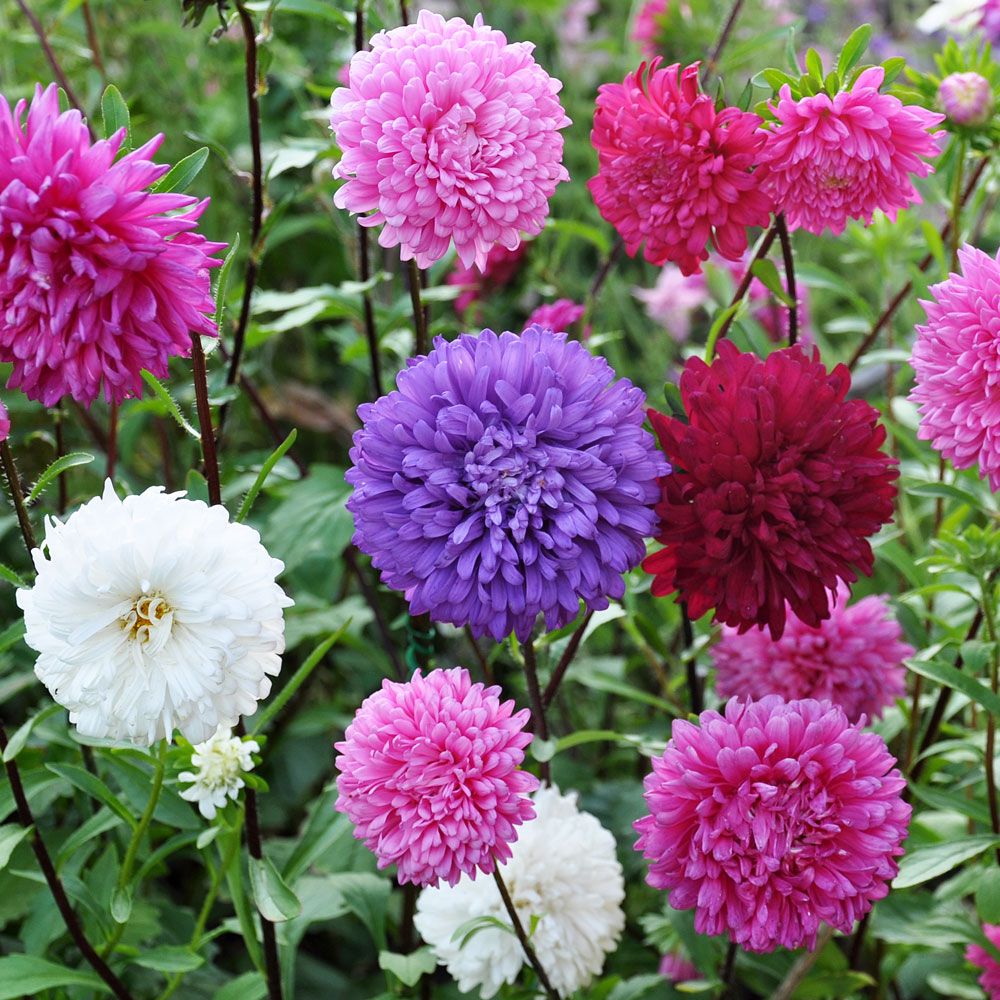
[236,429,298,524]
[894,835,1000,889]
[101,85,130,148]
[0,564,26,588]
[214,233,242,331]
[249,855,302,922]
[837,24,873,81]
[27,452,94,504]
[378,948,437,987]
[154,147,210,194]
[141,371,199,439]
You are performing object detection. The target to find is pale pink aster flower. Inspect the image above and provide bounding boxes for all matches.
[634,696,911,952]
[713,582,913,723]
[633,266,708,342]
[334,667,538,887]
[446,243,529,315]
[330,11,570,270]
[524,298,586,335]
[967,924,1000,998]
[659,952,698,983]
[633,0,671,56]
[939,71,994,126]
[757,67,945,236]
[589,60,773,276]
[0,84,225,407]
[910,244,1000,490]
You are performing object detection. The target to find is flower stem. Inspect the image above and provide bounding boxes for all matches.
[0,723,134,999]
[978,576,1000,864]
[0,439,37,553]
[681,603,703,714]
[407,258,429,357]
[190,333,223,506]
[774,213,798,347]
[492,866,560,1000]
[720,940,738,996]
[951,139,967,270]
[704,0,745,79]
[580,237,624,335]
[522,638,550,785]
[542,611,594,709]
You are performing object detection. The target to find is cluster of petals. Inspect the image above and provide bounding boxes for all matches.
[939,71,994,126]
[523,298,586,335]
[0,84,224,406]
[18,481,290,745]
[632,0,671,57]
[447,243,528,315]
[756,67,944,236]
[634,696,911,952]
[330,11,570,270]
[347,326,666,642]
[589,60,772,276]
[334,667,538,887]
[179,726,259,820]
[643,341,898,638]
[713,582,912,723]
[967,924,1000,998]
[910,244,1000,490]
[659,952,699,984]
[414,785,625,996]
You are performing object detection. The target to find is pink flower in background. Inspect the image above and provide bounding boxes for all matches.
[634,696,911,952]
[589,60,772,275]
[524,298,586,335]
[939,71,994,126]
[910,245,1000,490]
[967,924,1000,998]
[713,253,812,343]
[558,0,610,76]
[330,11,570,270]
[633,266,708,342]
[447,243,529,315]
[633,0,670,56]
[0,84,224,407]
[713,582,912,723]
[334,667,538,886]
[757,67,944,235]
[659,952,698,983]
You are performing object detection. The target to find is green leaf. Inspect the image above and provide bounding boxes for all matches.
[27,452,94,504]
[881,56,907,86]
[141,371,199,439]
[805,47,824,83]
[135,945,205,973]
[378,948,437,987]
[977,867,1000,923]
[749,259,793,305]
[3,703,61,762]
[894,835,1000,889]
[236,429,299,523]
[154,147,210,194]
[110,885,132,923]
[906,658,1000,717]
[249,855,302,922]
[0,824,31,870]
[836,24,872,81]
[0,563,26,588]
[214,232,242,331]
[325,872,390,949]
[784,25,800,73]
[0,955,107,998]
[45,762,138,830]
[909,481,986,508]
[450,914,516,949]
[213,972,267,1000]
[101,84,130,148]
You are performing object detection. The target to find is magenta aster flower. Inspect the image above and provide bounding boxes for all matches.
[939,71,994,126]
[967,924,1000,999]
[713,582,912,723]
[330,11,570,270]
[589,60,772,276]
[447,243,529,316]
[659,952,698,983]
[644,342,898,638]
[0,84,224,407]
[757,67,944,236]
[524,299,586,335]
[0,403,9,443]
[910,244,1000,490]
[347,326,666,641]
[633,0,671,56]
[334,667,538,887]
[634,696,911,952]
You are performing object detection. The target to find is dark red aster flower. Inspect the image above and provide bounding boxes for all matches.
[643,341,897,638]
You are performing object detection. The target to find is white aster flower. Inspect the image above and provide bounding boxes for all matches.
[179,726,259,820]
[414,785,625,998]
[917,0,987,35]
[17,481,291,745]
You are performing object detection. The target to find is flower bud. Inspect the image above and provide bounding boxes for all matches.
[939,71,994,127]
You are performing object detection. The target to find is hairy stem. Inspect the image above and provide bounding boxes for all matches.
[704,0,745,78]
[0,439,37,553]
[711,219,780,351]
[775,213,798,347]
[190,333,222,506]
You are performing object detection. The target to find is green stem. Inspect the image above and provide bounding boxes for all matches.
[979,577,1000,865]
[951,139,967,270]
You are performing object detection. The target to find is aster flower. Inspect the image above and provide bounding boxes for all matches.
[633,0,671,56]
[633,265,708,342]
[910,244,1000,490]
[179,726,259,820]
[334,667,538,887]
[713,582,912,722]
[757,67,944,236]
[939,71,995,125]
[589,60,772,276]
[0,84,225,407]
[659,952,699,984]
[414,785,625,996]
[17,482,290,745]
[0,403,9,443]
[347,326,666,642]
[634,696,911,953]
[967,924,1000,998]
[644,341,897,638]
[330,11,570,270]
[447,243,529,316]
[523,298,586,335]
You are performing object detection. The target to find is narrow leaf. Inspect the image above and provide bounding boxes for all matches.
[894,835,1000,889]
[236,429,299,523]
[142,371,199,439]
[3,703,62,762]
[837,24,872,81]
[0,824,31,870]
[907,658,1000,717]
[45,762,138,830]
[249,855,302,921]
[27,452,94,504]
[101,84,130,148]
[0,955,106,998]
[215,233,242,331]
[154,147,210,194]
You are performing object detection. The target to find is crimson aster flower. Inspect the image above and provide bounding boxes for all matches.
[967,924,1000,998]
[757,67,944,236]
[713,582,912,722]
[330,11,570,270]
[347,326,666,642]
[634,696,911,952]
[910,244,1000,490]
[0,84,224,406]
[644,341,897,638]
[589,60,772,276]
[334,667,538,887]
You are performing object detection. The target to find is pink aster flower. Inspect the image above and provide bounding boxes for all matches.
[334,667,538,887]
[713,582,913,723]
[635,696,911,953]
[0,84,224,407]
[524,298,586,335]
[939,71,994,126]
[633,266,708,342]
[633,0,671,56]
[910,244,1000,490]
[659,952,698,983]
[447,243,529,316]
[589,60,773,276]
[330,11,570,270]
[757,67,945,236]
[967,924,1000,998]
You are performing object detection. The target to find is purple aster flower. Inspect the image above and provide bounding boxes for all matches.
[347,326,667,641]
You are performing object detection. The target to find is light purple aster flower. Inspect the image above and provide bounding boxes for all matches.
[347,326,668,641]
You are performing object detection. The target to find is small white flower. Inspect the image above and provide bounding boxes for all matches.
[917,0,987,34]
[17,481,292,745]
[414,786,626,998]
[179,727,259,820]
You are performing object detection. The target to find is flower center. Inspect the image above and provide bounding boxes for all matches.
[121,594,174,651]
